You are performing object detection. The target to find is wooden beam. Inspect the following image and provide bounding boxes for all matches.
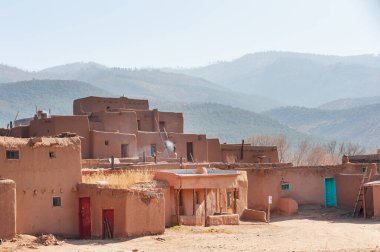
[233,188,237,214]
[193,189,196,216]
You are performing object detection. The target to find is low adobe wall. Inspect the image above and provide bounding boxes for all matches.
[0,179,16,239]
[206,214,239,226]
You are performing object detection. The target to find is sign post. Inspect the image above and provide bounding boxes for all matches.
[267,195,272,223]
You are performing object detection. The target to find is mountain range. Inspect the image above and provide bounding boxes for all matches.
[1,51,379,148]
[167,51,380,107]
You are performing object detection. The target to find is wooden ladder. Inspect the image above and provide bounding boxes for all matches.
[353,167,373,217]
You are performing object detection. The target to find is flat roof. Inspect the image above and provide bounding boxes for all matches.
[158,168,240,177]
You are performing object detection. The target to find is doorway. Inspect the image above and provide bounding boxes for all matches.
[121,144,128,158]
[102,209,114,239]
[79,197,91,239]
[324,178,337,207]
[186,142,193,162]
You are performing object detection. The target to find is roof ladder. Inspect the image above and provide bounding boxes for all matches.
[353,167,373,217]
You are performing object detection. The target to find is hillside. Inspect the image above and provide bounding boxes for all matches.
[319,96,380,110]
[168,52,380,107]
[0,79,112,126]
[153,102,312,144]
[264,103,380,148]
[0,63,281,112]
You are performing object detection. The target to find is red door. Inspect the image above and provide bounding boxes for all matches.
[103,209,114,239]
[79,197,91,239]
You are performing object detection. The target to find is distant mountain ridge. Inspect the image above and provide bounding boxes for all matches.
[319,96,380,110]
[166,51,380,107]
[0,79,112,126]
[153,102,312,144]
[264,103,380,148]
[0,63,281,112]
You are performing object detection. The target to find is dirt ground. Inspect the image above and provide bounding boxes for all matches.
[2,207,380,252]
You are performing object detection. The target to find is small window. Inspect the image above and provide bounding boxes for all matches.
[159,121,165,132]
[137,120,141,131]
[105,140,109,146]
[52,197,61,207]
[281,183,291,192]
[49,151,56,158]
[6,150,19,160]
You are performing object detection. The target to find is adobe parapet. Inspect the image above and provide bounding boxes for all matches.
[73,96,149,115]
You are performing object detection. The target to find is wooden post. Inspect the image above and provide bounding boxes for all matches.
[267,196,272,223]
[363,187,367,218]
[233,188,237,214]
[175,189,180,224]
[204,188,207,226]
[193,189,196,216]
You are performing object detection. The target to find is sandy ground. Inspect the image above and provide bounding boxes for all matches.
[2,207,380,252]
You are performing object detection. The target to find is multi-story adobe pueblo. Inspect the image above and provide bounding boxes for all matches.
[1,95,380,240]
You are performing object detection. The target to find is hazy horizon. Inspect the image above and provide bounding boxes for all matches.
[1,0,380,71]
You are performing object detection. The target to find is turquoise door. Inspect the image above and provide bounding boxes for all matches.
[324,178,337,207]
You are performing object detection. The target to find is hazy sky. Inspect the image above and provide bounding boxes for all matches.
[1,0,380,70]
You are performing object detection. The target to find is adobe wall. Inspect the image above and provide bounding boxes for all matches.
[240,164,372,211]
[0,137,82,236]
[158,111,184,133]
[88,111,138,135]
[221,144,279,163]
[29,116,91,158]
[73,96,149,115]
[207,138,222,162]
[372,186,380,218]
[0,179,16,239]
[9,126,29,138]
[135,110,184,133]
[90,130,137,159]
[137,132,208,162]
[78,184,165,237]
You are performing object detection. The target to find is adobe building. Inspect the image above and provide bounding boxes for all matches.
[220,162,380,217]
[0,135,250,240]
[3,96,278,164]
[0,136,82,236]
[155,168,248,227]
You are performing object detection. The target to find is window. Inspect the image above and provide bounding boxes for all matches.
[49,151,56,158]
[150,144,156,157]
[52,197,61,207]
[6,150,19,160]
[105,140,109,146]
[281,183,291,192]
[137,120,141,131]
[159,121,166,132]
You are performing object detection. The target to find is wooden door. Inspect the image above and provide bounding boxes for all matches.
[79,197,91,239]
[103,209,114,239]
[325,178,337,207]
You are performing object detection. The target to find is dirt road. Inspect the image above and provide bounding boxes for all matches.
[3,208,380,252]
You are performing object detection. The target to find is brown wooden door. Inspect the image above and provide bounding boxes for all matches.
[103,209,114,239]
[79,197,91,239]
